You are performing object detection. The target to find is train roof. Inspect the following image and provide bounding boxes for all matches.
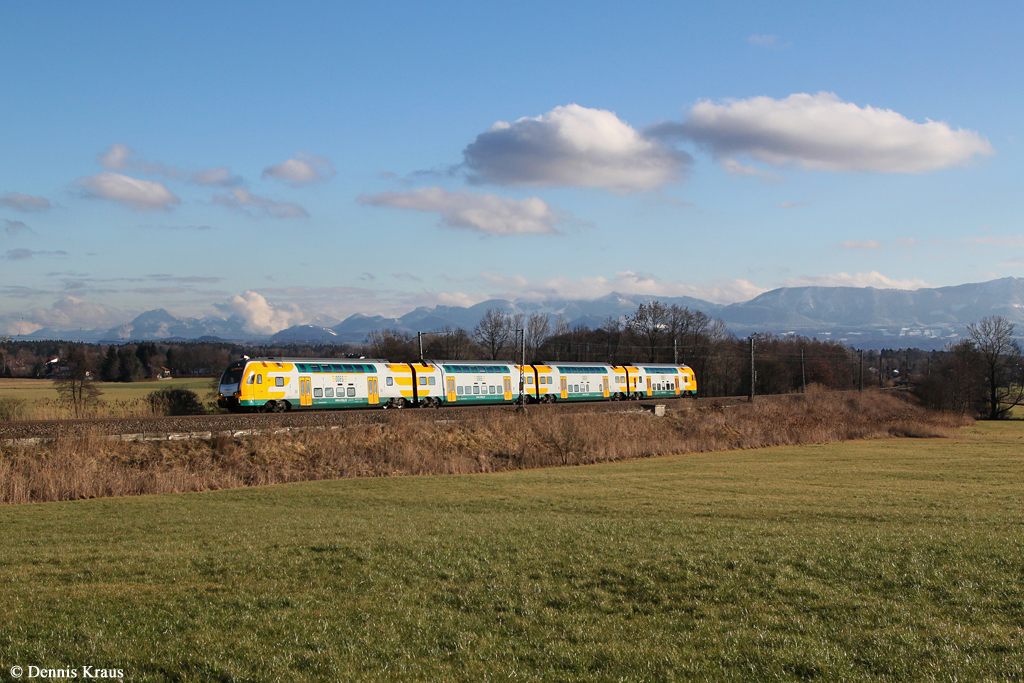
[239,357,390,364]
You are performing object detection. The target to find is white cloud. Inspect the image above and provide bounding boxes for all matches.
[747,34,789,49]
[479,271,766,304]
[99,143,242,187]
[841,240,882,250]
[0,192,52,212]
[212,188,309,219]
[359,187,562,235]
[0,296,120,334]
[722,157,782,181]
[462,104,691,191]
[4,249,67,260]
[81,172,180,211]
[963,235,1024,248]
[4,219,33,236]
[651,92,994,173]
[189,167,243,187]
[262,152,336,186]
[781,271,929,289]
[214,291,308,334]
[99,143,132,170]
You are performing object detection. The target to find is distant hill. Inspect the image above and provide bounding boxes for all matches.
[21,277,1024,350]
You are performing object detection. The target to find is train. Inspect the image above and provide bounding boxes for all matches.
[217,357,697,412]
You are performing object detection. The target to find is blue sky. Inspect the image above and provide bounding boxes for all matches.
[1,1,1021,335]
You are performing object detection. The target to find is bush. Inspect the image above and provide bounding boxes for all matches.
[148,388,205,416]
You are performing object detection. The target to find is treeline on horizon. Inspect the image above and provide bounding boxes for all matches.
[2,302,1022,417]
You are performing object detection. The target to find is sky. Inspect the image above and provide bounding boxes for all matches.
[1,1,1022,336]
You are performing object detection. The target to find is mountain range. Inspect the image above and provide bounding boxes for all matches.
[22,277,1024,350]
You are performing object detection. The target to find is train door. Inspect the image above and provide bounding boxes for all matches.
[646,376,652,396]
[447,377,456,402]
[299,377,312,406]
[674,377,681,395]
[602,377,609,398]
[503,376,512,401]
[367,377,379,405]
[560,377,568,399]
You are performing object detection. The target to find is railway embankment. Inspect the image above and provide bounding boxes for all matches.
[0,391,969,504]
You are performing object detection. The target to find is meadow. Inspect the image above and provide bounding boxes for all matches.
[0,377,213,421]
[1,419,1021,681]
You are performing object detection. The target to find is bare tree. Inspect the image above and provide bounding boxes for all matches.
[426,326,475,359]
[0,335,9,377]
[598,317,624,364]
[628,301,669,362]
[366,328,415,361]
[54,344,102,418]
[473,309,515,360]
[967,316,1024,419]
[525,313,550,363]
[917,339,986,415]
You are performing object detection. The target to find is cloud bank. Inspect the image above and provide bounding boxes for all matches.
[359,187,562,235]
[262,153,336,186]
[480,271,766,304]
[650,92,994,173]
[781,271,929,289]
[463,104,691,191]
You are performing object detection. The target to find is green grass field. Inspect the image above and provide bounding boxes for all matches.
[1,423,1022,681]
[0,377,213,403]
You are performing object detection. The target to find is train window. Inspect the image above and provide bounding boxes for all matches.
[325,387,334,397]
[574,384,580,393]
[488,386,495,394]
[347,387,356,397]
[386,377,394,386]
[247,374,255,384]
[419,376,427,385]
[473,386,480,394]
[429,376,436,385]
[527,377,533,385]
[313,388,323,398]
[457,386,463,395]
[310,365,320,373]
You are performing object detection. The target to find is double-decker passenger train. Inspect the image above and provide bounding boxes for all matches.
[218,357,697,412]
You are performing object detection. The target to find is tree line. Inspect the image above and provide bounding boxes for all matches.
[3,306,1021,419]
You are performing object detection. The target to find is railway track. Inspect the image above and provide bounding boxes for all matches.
[0,395,755,444]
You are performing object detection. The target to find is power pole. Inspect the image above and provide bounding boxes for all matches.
[674,337,678,365]
[418,332,424,362]
[519,328,527,410]
[800,349,806,393]
[749,336,756,403]
[880,355,884,389]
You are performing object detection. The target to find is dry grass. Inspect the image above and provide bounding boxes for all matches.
[0,378,213,420]
[0,392,970,504]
